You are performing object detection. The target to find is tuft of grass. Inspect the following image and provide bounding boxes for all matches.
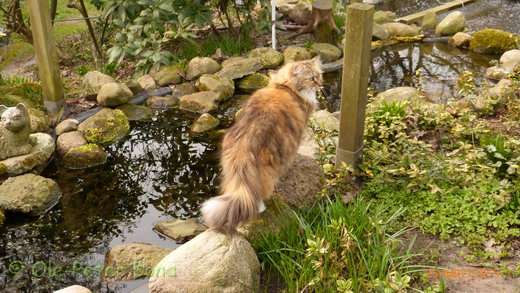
[252,196,423,292]
[177,34,254,60]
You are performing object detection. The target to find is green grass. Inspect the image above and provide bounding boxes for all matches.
[177,34,254,61]
[252,196,423,292]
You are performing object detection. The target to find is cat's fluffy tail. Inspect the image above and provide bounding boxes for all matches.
[201,185,264,232]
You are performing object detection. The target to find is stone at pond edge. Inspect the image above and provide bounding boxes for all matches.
[485,66,511,80]
[149,230,260,293]
[372,22,390,41]
[55,119,79,136]
[421,11,437,30]
[382,22,420,37]
[500,49,520,71]
[238,73,270,94]
[28,108,50,133]
[435,11,466,36]
[126,80,143,95]
[186,57,222,80]
[154,69,183,87]
[146,95,179,109]
[0,133,55,176]
[449,32,473,49]
[78,108,130,146]
[117,104,154,121]
[0,174,61,215]
[474,79,516,112]
[216,57,264,80]
[311,43,343,63]
[54,285,92,293]
[61,144,107,170]
[83,71,116,93]
[376,87,428,106]
[153,218,207,243]
[103,243,173,282]
[137,75,157,90]
[57,131,87,155]
[97,83,133,107]
[373,10,395,24]
[283,46,315,64]
[469,29,519,55]
[179,91,220,113]
[171,83,197,99]
[250,47,284,69]
[195,74,235,101]
[190,113,220,133]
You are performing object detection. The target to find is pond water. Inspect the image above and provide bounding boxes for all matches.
[1,1,520,292]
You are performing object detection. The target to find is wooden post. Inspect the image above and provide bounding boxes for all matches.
[336,3,373,168]
[27,0,65,114]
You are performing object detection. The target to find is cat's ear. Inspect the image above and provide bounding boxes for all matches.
[16,103,27,111]
[0,105,7,116]
[292,63,305,74]
[311,56,322,67]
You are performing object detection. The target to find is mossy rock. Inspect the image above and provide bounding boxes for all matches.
[191,113,220,133]
[0,162,7,175]
[0,209,4,225]
[249,47,284,69]
[61,144,107,169]
[195,74,235,101]
[117,104,154,121]
[469,29,519,55]
[238,73,270,93]
[78,108,130,145]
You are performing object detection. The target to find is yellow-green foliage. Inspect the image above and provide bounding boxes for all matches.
[0,210,4,225]
[469,29,519,54]
[0,162,7,175]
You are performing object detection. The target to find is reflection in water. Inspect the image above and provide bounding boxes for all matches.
[0,109,220,292]
[323,42,498,111]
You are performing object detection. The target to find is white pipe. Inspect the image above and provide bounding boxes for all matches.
[271,0,276,50]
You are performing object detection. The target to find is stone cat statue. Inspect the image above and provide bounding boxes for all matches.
[0,103,35,160]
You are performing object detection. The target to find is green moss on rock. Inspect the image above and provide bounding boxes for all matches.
[61,143,107,169]
[469,29,519,54]
[0,210,4,225]
[0,162,7,175]
[78,108,130,145]
[237,73,270,93]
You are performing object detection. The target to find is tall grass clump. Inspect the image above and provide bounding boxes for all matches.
[252,196,422,292]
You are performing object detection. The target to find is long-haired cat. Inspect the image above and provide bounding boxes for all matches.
[201,56,323,232]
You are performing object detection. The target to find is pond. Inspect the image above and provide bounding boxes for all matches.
[1,0,519,292]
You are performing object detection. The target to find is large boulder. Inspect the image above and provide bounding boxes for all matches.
[283,46,315,64]
[190,114,220,134]
[153,218,207,243]
[435,11,466,36]
[499,49,520,71]
[61,144,107,169]
[149,230,260,293]
[469,29,519,55]
[186,57,222,80]
[97,83,133,107]
[250,47,284,69]
[238,73,270,93]
[56,131,87,155]
[382,22,420,37]
[195,74,235,101]
[78,108,130,145]
[0,133,55,176]
[103,243,173,281]
[179,91,220,113]
[311,43,343,62]
[137,75,157,90]
[0,174,61,215]
[448,32,473,49]
[373,10,396,24]
[117,104,154,121]
[216,57,264,80]
[83,71,116,93]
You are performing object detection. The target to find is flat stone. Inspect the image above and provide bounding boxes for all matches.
[179,91,220,113]
[137,75,157,90]
[191,113,220,133]
[78,108,130,146]
[250,47,284,69]
[61,144,107,169]
[485,66,511,80]
[171,83,197,99]
[283,46,314,64]
[195,74,235,101]
[57,131,87,155]
[0,133,55,176]
[55,119,79,136]
[117,104,154,121]
[382,22,420,37]
[154,69,183,86]
[153,218,207,243]
[186,57,222,80]
[145,95,179,109]
[216,57,264,80]
[0,174,61,215]
[103,243,173,281]
[311,43,343,62]
[237,73,270,94]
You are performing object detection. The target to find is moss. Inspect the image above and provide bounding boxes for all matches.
[82,109,130,145]
[62,143,107,169]
[237,73,270,94]
[191,113,220,133]
[392,34,425,43]
[469,29,519,54]
[0,162,7,175]
[71,143,100,153]
[371,40,385,49]
[0,210,4,225]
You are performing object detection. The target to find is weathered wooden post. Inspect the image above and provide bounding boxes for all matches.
[335,3,373,168]
[27,0,65,114]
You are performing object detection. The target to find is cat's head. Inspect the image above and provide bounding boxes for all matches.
[0,103,30,132]
[270,56,323,92]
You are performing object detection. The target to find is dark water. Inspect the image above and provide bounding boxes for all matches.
[1,1,519,292]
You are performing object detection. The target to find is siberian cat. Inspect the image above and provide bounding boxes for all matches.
[201,56,323,232]
[0,103,33,160]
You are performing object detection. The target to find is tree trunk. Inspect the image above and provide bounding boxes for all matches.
[290,0,340,43]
